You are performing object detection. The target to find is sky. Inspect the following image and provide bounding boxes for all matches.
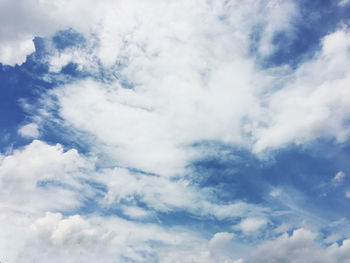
[1,0,350,262]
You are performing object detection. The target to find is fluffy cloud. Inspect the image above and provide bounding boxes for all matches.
[238,228,350,263]
[0,139,267,262]
[0,38,35,66]
[0,140,267,262]
[0,140,92,214]
[18,123,40,138]
[6,212,249,263]
[0,211,206,263]
[0,0,106,66]
[4,211,350,263]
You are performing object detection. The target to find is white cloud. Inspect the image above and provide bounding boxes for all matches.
[18,123,40,138]
[0,139,270,262]
[237,228,350,263]
[0,0,107,66]
[209,232,235,249]
[11,212,209,263]
[0,137,270,262]
[257,0,298,55]
[333,171,346,185]
[253,29,350,152]
[0,214,30,263]
[40,0,282,176]
[0,140,244,262]
[237,217,268,234]
[4,0,350,158]
[0,0,300,170]
[0,140,92,214]
[0,0,300,68]
[97,167,266,219]
[339,0,350,7]
[28,1,350,175]
[0,38,35,66]
[4,212,350,263]
[121,205,153,219]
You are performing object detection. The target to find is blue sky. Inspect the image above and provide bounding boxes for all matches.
[1,0,350,262]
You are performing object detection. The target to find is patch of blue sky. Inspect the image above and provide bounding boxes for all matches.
[0,32,99,154]
[189,139,350,231]
[0,43,51,150]
[52,29,86,51]
[3,29,127,105]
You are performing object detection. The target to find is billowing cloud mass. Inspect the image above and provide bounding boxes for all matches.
[238,228,350,263]
[0,140,92,213]
[1,0,350,262]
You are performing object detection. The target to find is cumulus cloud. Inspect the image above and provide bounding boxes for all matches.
[0,140,92,214]
[0,139,267,262]
[3,211,350,263]
[237,228,350,263]
[0,140,267,262]
[0,38,35,66]
[0,0,105,66]
[1,211,206,263]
